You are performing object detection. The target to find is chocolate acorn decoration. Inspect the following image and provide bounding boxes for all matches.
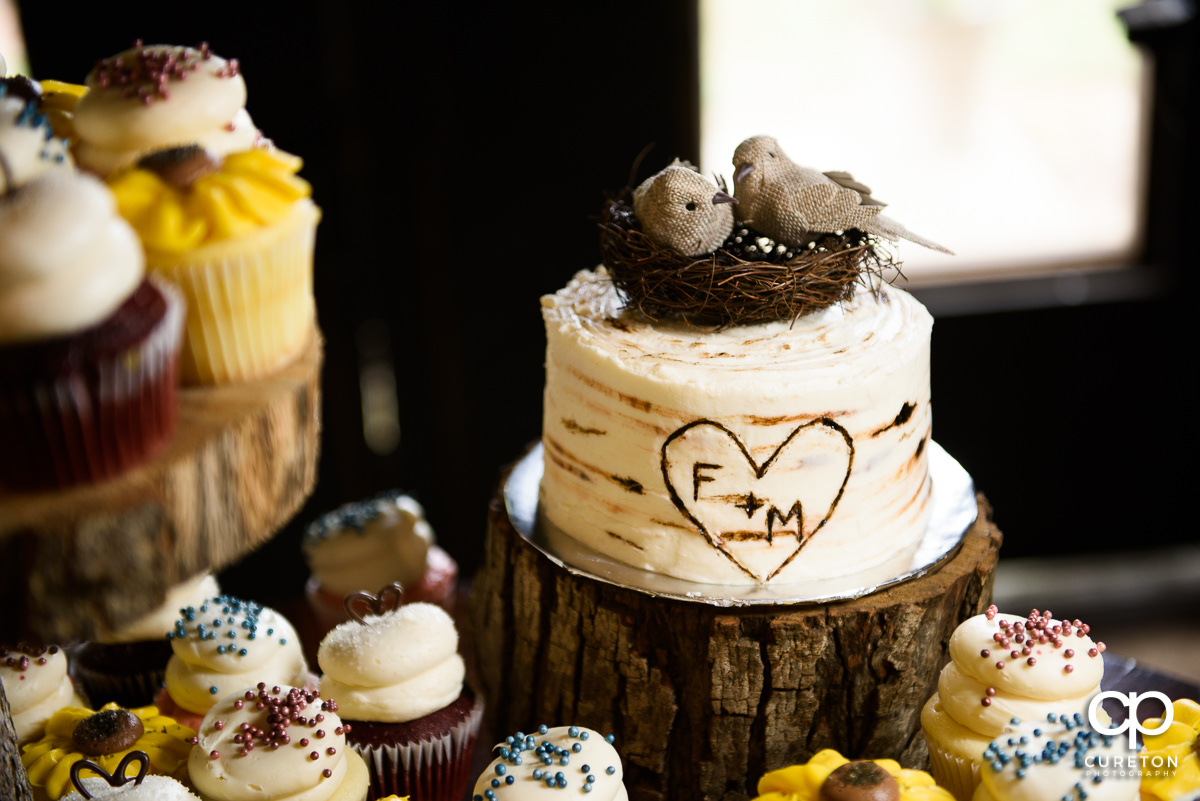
[137,144,223,187]
[71,708,145,756]
[819,761,900,801]
[69,751,150,799]
[343,581,404,623]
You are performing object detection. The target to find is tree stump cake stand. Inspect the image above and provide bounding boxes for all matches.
[0,332,323,800]
[471,458,1003,801]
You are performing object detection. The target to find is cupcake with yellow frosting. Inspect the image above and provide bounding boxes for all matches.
[753,749,953,801]
[318,590,483,801]
[920,607,1109,801]
[187,683,369,801]
[20,702,195,800]
[0,92,183,490]
[1140,698,1200,801]
[108,144,318,384]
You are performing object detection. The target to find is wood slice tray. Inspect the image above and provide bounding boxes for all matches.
[0,331,323,644]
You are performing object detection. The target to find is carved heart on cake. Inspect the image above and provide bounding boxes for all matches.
[661,418,854,582]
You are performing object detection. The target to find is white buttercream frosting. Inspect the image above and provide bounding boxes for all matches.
[72,44,261,176]
[0,94,73,192]
[972,730,1139,801]
[540,267,933,585]
[472,726,627,801]
[164,595,309,715]
[94,573,220,644]
[0,645,85,744]
[303,492,434,598]
[938,611,1105,740]
[62,775,200,800]
[189,684,365,801]
[318,602,464,722]
[0,170,144,343]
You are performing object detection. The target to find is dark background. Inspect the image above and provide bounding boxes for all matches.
[17,1,1194,607]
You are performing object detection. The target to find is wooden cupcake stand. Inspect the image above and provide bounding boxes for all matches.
[0,334,323,799]
[471,449,1003,801]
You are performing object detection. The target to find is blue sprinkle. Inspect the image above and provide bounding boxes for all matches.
[572,743,582,753]
[238,649,248,656]
[279,638,287,645]
[209,686,219,694]
[1016,768,1026,779]
[581,765,591,773]
[580,732,589,740]
[491,779,500,788]
[587,775,596,783]
[1011,717,1020,725]
[533,770,544,780]
[560,755,569,766]
[605,734,615,744]
[495,765,506,776]
[569,726,580,738]
[606,766,616,775]
[506,776,514,785]
[539,724,549,734]
[583,785,593,794]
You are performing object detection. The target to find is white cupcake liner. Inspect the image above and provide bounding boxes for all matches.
[149,199,318,385]
[349,691,484,801]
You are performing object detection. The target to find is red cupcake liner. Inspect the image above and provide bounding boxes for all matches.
[0,277,183,491]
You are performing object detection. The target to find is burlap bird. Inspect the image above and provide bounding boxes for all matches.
[732,135,951,254]
[633,159,737,257]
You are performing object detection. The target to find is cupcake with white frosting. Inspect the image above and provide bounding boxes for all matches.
[188,684,369,801]
[318,587,483,801]
[472,725,626,801]
[973,727,1139,801]
[0,91,183,490]
[153,594,313,731]
[921,606,1109,801]
[70,43,264,178]
[302,491,458,656]
[0,644,86,745]
[74,573,220,708]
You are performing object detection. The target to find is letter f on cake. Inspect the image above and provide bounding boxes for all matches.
[661,419,854,582]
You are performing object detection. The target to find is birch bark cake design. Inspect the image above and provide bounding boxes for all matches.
[539,137,946,587]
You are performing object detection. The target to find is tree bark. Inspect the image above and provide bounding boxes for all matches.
[0,681,33,801]
[0,333,323,644]
[471,474,1002,801]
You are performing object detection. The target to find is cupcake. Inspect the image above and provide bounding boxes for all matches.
[187,683,369,801]
[0,92,184,491]
[318,587,483,801]
[152,594,313,731]
[106,144,318,385]
[920,606,1108,801]
[1140,698,1200,801]
[1,644,87,745]
[21,702,195,800]
[62,751,201,800]
[303,491,458,648]
[973,728,1139,800]
[69,43,264,178]
[753,749,953,801]
[471,725,626,801]
[73,572,220,708]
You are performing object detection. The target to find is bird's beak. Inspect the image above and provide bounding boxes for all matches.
[734,163,754,184]
[712,190,737,206]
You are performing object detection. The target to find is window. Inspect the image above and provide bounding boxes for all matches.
[700,0,1146,286]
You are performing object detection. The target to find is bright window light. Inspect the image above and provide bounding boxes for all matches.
[700,0,1147,285]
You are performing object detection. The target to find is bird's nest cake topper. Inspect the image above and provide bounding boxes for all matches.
[600,135,950,327]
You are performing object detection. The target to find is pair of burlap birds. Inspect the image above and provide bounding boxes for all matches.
[632,134,951,257]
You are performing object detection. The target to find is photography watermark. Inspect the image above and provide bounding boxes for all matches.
[1083,691,1178,780]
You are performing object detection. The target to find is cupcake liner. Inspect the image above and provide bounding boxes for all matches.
[72,642,170,710]
[0,277,183,491]
[348,690,484,801]
[149,198,318,385]
[923,737,982,801]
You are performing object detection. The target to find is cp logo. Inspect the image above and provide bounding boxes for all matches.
[1088,691,1174,749]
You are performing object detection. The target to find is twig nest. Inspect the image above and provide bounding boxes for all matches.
[600,194,897,328]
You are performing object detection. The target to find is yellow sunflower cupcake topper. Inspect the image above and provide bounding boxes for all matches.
[1141,698,1200,801]
[755,749,955,801]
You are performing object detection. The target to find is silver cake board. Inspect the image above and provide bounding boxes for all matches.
[504,441,977,607]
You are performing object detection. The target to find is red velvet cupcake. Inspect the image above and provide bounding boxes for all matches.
[0,89,182,491]
[318,587,483,801]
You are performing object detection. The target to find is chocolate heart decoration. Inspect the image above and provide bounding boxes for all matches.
[661,418,853,582]
[69,751,150,800]
[344,582,404,623]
